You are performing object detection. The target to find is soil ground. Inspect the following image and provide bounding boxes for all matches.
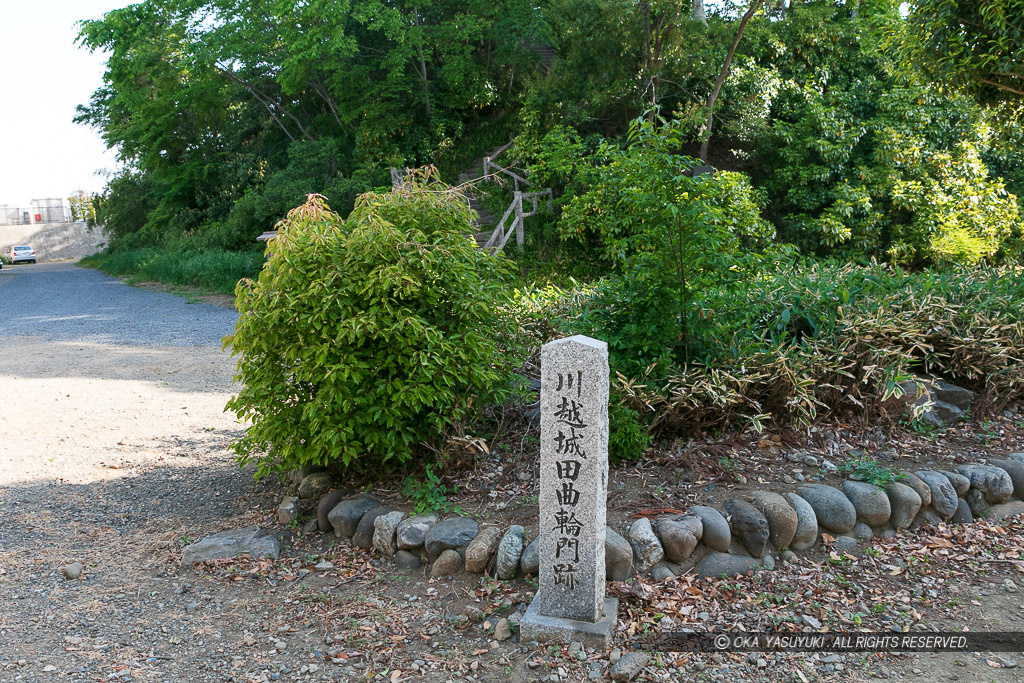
[1,262,1023,682]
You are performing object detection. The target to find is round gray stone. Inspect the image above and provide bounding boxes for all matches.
[885,482,922,530]
[493,618,512,642]
[277,496,300,526]
[372,510,405,558]
[316,489,353,533]
[298,472,333,501]
[352,506,389,549]
[723,499,770,558]
[749,491,798,550]
[784,493,818,550]
[956,464,1014,504]
[425,517,479,558]
[464,526,502,573]
[394,550,421,571]
[852,522,873,540]
[396,513,438,550]
[519,536,539,576]
[985,501,1024,522]
[63,563,83,580]
[628,517,664,573]
[990,460,1024,500]
[495,525,524,579]
[898,472,932,508]
[938,470,971,497]
[650,563,675,581]
[833,536,859,553]
[430,549,463,577]
[966,488,988,517]
[911,507,942,528]
[697,552,761,578]
[689,505,731,552]
[951,498,974,524]
[605,526,634,581]
[328,496,381,539]
[656,517,701,563]
[609,652,649,682]
[843,481,891,527]
[915,471,959,519]
[797,484,856,534]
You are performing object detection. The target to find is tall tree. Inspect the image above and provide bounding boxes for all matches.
[901,0,1024,104]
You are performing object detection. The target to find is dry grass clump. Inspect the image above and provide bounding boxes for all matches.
[614,263,1024,436]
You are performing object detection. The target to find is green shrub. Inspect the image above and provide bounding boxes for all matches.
[556,116,776,371]
[838,458,905,487]
[225,183,517,478]
[608,401,650,464]
[402,465,461,515]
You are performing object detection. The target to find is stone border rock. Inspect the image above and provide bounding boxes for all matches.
[194,455,1024,581]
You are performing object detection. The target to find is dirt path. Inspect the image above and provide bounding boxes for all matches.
[1,263,1023,682]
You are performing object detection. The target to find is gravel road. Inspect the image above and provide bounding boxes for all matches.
[0,261,238,346]
[0,262,286,681]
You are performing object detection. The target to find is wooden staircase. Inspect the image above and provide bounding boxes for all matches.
[393,139,552,254]
[457,140,514,244]
[527,43,557,71]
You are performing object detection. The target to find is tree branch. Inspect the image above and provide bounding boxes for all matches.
[699,0,765,162]
[215,64,316,142]
[980,77,1024,97]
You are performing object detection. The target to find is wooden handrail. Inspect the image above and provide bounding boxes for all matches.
[388,155,552,256]
[483,199,518,251]
[488,138,515,163]
[482,158,530,189]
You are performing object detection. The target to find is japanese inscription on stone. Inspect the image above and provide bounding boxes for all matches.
[537,335,609,623]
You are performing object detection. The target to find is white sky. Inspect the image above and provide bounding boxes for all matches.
[0,1,131,208]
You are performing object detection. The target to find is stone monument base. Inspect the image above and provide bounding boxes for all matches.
[519,596,619,649]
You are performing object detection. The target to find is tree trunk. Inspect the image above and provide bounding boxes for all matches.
[693,0,707,25]
[699,0,764,162]
[644,5,680,121]
[412,8,432,116]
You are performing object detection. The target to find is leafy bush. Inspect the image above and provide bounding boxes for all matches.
[559,116,775,371]
[839,458,905,487]
[608,401,650,464]
[501,279,596,349]
[225,182,517,478]
[402,465,462,514]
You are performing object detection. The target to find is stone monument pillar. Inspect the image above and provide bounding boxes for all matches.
[520,335,618,648]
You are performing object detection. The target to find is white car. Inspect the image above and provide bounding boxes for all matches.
[9,245,36,264]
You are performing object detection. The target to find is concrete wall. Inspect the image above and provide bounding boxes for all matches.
[0,222,107,262]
